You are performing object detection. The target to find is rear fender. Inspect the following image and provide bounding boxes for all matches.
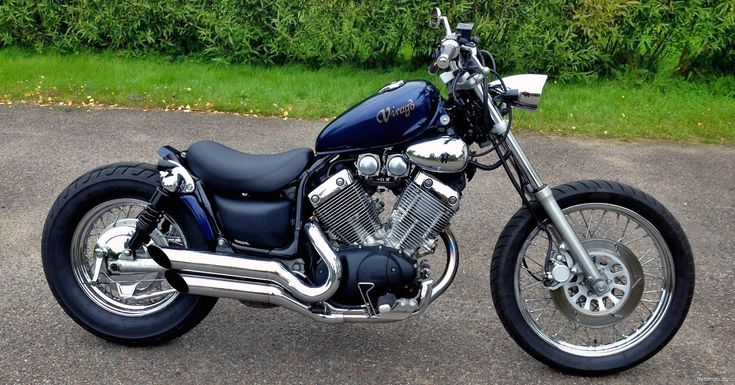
[158,146,216,242]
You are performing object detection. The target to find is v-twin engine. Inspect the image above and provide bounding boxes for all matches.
[308,169,460,255]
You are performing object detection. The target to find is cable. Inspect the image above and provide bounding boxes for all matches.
[469,108,511,157]
[469,148,511,170]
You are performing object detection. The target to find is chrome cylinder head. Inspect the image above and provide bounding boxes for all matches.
[308,169,382,245]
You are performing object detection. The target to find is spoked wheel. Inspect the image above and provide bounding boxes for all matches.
[491,180,694,375]
[43,163,217,345]
[71,198,184,316]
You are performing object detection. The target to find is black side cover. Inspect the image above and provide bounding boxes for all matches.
[213,194,292,249]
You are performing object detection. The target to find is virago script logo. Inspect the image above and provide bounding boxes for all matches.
[376,99,415,124]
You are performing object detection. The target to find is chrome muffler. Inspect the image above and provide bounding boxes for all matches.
[147,222,341,303]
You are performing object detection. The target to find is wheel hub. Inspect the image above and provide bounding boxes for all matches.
[92,218,168,294]
[551,239,644,328]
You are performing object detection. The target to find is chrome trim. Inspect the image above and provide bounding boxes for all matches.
[109,258,166,273]
[432,7,452,36]
[534,186,604,285]
[436,39,459,69]
[174,273,434,324]
[503,131,543,190]
[307,169,354,208]
[160,161,195,193]
[413,172,460,210]
[405,136,468,173]
[173,273,343,322]
[356,154,381,177]
[430,229,459,301]
[340,279,433,322]
[149,222,341,303]
[386,154,409,177]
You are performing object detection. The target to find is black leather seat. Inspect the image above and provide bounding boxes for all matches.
[186,140,313,194]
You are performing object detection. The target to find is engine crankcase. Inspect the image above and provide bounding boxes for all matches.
[314,245,417,307]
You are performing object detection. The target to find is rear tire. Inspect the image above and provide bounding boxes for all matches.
[490,180,694,375]
[42,162,217,345]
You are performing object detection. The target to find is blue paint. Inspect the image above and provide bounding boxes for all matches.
[315,81,442,154]
[180,195,215,241]
[157,146,176,160]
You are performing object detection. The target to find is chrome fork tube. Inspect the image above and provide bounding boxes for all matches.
[502,132,606,290]
[534,187,604,285]
[502,131,543,190]
[469,76,607,293]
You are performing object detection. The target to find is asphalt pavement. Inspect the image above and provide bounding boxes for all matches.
[0,105,733,384]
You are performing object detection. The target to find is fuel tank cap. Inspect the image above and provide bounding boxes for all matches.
[378,80,405,94]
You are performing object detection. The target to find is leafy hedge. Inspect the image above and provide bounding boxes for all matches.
[0,0,732,78]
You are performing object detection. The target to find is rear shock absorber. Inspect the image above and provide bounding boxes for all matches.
[126,159,193,253]
[126,187,171,252]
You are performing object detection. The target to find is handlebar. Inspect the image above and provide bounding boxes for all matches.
[436,39,459,69]
[430,9,509,135]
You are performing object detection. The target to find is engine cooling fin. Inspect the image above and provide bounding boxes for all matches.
[383,172,459,254]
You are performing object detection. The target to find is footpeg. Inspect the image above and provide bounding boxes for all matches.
[376,293,419,315]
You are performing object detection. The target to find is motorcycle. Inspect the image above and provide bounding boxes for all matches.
[42,8,694,375]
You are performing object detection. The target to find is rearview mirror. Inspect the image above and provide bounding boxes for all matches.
[430,8,442,28]
[431,7,452,36]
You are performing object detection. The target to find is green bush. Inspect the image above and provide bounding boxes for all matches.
[0,0,732,78]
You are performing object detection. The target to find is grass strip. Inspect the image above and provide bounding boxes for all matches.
[0,48,732,144]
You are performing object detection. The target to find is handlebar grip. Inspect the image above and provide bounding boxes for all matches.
[436,39,458,69]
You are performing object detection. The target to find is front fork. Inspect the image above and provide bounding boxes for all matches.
[471,77,609,295]
[503,131,609,295]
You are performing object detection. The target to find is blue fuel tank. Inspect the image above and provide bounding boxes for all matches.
[315,81,442,154]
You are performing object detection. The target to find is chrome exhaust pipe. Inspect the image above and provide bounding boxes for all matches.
[431,229,459,302]
[152,226,458,324]
[148,222,341,303]
[168,271,436,324]
[168,271,343,324]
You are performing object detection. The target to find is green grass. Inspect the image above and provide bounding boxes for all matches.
[0,47,733,144]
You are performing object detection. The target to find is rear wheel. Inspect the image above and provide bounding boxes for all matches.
[42,162,217,345]
[490,180,694,375]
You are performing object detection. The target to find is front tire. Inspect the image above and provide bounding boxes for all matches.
[490,180,694,375]
[42,162,217,345]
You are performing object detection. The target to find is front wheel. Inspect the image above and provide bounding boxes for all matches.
[490,180,694,375]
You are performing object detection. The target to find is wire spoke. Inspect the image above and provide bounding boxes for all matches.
[622,233,649,246]
[580,210,592,238]
[589,210,607,238]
